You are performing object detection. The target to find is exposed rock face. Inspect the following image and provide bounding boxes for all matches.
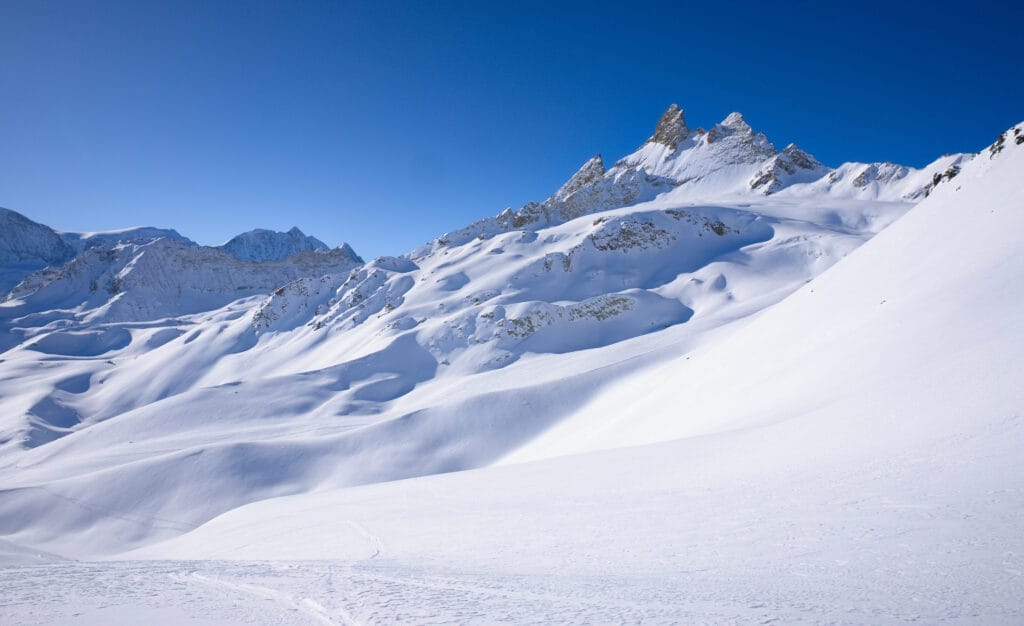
[918,164,962,198]
[780,144,818,170]
[749,144,828,194]
[700,113,776,161]
[548,167,672,225]
[851,163,909,188]
[647,104,689,149]
[720,112,751,132]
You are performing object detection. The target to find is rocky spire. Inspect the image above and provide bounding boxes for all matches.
[749,143,828,194]
[780,143,821,170]
[720,112,752,133]
[549,154,605,203]
[647,104,689,149]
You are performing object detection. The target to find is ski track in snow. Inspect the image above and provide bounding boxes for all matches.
[3,551,1022,624]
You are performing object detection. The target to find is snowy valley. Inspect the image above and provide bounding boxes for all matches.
[1,107,1022,624]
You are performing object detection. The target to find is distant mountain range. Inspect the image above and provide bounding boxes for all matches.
[0,209,360,294]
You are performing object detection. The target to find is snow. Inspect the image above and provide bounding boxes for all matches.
[1,238,363,324]
[59,226,196,252]
[218,226,352,262]
[0,208,76,294]
[0,111,1021,623]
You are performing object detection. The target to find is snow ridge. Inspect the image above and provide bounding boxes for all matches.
[219,226,340,262]
[0,208,76,294]
[436,105,975,248]
[59,227,195,253]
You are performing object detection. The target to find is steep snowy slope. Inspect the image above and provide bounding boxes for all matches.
[0,108,1006,567]
[117,122,1024,624]
[508,121,1024,460]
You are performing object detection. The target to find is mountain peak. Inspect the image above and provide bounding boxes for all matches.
[749,142,828,194]
[219,227,331,262]
[647,104,689,149]
[335,242,364,264]
[780,143,820,168]
[720,112,750,131]
[549,154,606,204]
[0,207,77,293]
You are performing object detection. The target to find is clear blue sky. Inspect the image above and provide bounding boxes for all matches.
[1,1,1019,258]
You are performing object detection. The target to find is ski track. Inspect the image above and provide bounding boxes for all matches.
[182,571,346,626]
[343,520,384,560]
[2,554,1022,624]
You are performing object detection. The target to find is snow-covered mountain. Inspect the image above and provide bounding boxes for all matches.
[0,208,76,294]
[441,105,970,247]
[0,108,1021,622]
[125,127,1024,622]
[59,226,195,253]
[218,226,359,262]
[2,238,365,325]
[1,210,193,295]
[1,219,364,331]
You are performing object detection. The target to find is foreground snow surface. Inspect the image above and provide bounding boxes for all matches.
[2,119,1023,624]
[4,415,1023,623]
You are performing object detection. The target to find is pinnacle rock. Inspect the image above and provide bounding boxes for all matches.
[647,104,689,149]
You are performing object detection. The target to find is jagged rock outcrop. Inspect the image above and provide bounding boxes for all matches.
[647,104,689,149]
[749,144,829,194]
[548,155,605,204]
[434,104,970,249]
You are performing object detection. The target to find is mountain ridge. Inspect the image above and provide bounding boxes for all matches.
[437,105,974,249]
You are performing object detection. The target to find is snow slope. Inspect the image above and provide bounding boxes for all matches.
[507,125,1024,460]
[118,121,1024,623]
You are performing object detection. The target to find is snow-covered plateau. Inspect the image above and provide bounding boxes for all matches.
[1,107,1022,624]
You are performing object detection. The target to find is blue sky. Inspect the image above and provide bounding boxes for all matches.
[1,1,1019,258]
